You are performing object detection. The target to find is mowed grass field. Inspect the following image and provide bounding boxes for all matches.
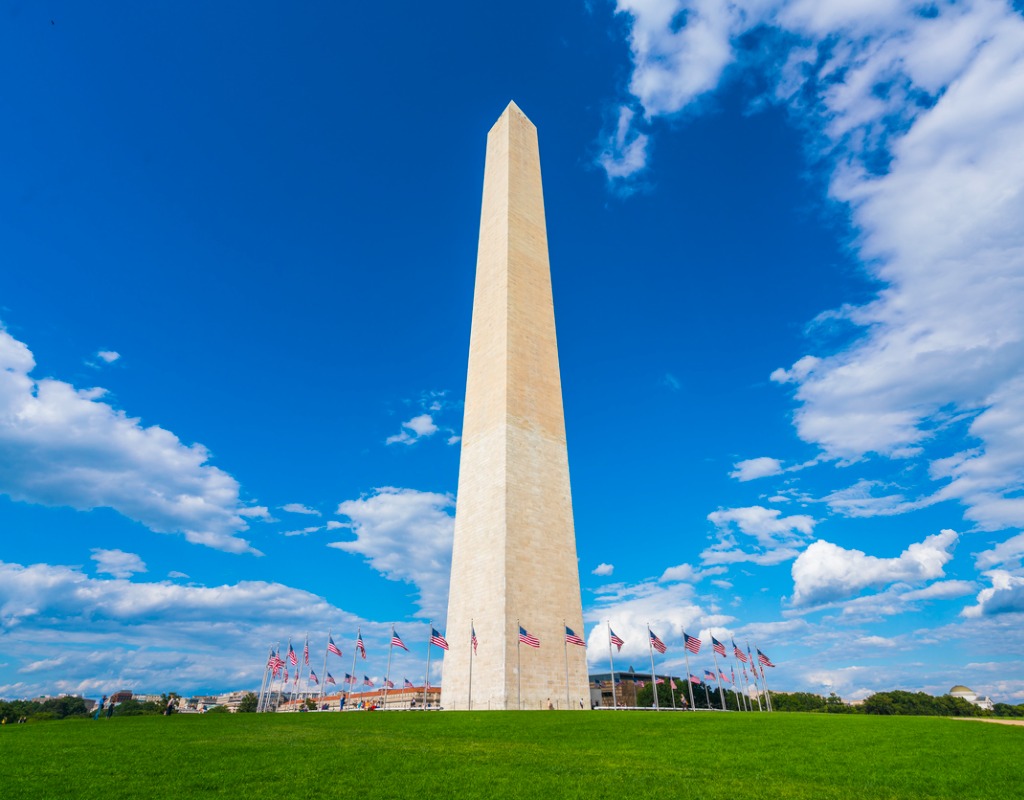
[2,711,1019,800]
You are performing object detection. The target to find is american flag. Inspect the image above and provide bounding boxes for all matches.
[404,678,415,689]
[757,649,775,668]
[326,673,336,686]
[391,630,409,651]
[288,644,298,666]
[356,632,366,659]
[649,629,667,654]
[731,667,736,684]
[565,626,586,646]
[284,668,289,682]
[518,626,539,648]
[711,636,726,657]
[733,639,747,662]
[471,627,478,654]
[345,673,355,685]
[719,669,729,683]
[327,636,342,658]
[609,627,624,651]
[654,677,665,684]
[303,636,310,665]
[430,628,450,650]
[683,632,702,654]
[704,669,716,681]
[384,679,394,689]
[362,675,374,687]
[426,681,434,690]
[670,679,677,689]
[309,670,319,685]
[689,674,702,684]
[636,680,646,688]
[293,669,299,684]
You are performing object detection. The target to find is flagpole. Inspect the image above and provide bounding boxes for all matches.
[703,680,710,708]
[683,648,695,710]
[257,645,272,713]
[747,642,763,711]
[710,647,726,711]
[349,629,361,708]
[320,629,330,704]
[670,675,676,709]
[300,632,309,706]
[516,618,522,711]
[384,625,395,710]
[423,621,432,710]
[606,621,616,710]
[755,645,773,712]
[564,622,574,710]
[646,625,659,710]
[468,619,474,712]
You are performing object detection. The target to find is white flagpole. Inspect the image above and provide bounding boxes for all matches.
[516,619,522,710]
[468,619,474,712]
[564,622,574,710]
[606,621,617,710]
[320,629,330,704]
[646,625,659,710]
[755,645,773,711]
[423,621,432,710]
[670,675,676,709]
[747,642,763,711]
[710,647,726,711]
[683,648,695,710]
[384,625,395,709]
[257,645,272,713]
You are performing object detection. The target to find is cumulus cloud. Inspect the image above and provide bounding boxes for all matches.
[0,558,370,699]
[791,529,959,606]
[330,487,455,618]
[281,526,321,537]
[703,505,817,565]
[729,457,784,482]
[592,563,615,576]
[281,503,321,516]
[386,414,439,446]
[962,570,1024,618]
[90,549,147,579]
[0,326,261,554]
[603,1,1024,532]
[659,562,726,583]
[96,350,120,364]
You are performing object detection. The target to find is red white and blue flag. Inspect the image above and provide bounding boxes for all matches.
[683,632,701,654]
[636,679,646,688]
[690,674,702,684]
[704,669,716,681]
[363,675,374,687]
[609,628,624,651]
[719,669,729,683]
[384,679,394,689]
[303,636,310,665]
[345,673,355,685]
[565,626,585,646]
[356,632,366,659]
[757,649,775,668]
[654,677,665,684]
[519,626,539,648]
[471,627,478,654]
[391,630,409,651]
[430,628,450,650]
[733,639,747,662]
[404,678,415,689]
[284,668,289,682]
[288,644,298,666]
[309,670,319,685]
[326,673,336,686]
[711,636,726,657]
[649,629,667,654]
[328,635,342,658]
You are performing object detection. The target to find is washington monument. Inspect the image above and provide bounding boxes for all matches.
[441,102,588,710]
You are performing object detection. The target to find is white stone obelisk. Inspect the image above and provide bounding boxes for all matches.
[441,101,588,711]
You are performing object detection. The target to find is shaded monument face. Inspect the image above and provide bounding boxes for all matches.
[441,102,588,711]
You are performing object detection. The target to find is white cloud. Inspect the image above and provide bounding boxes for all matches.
[659,562,726,582]
[167,571,189,579]
[0,558,367,699]
[730,457,784,482]
[90,548,147,579]
[822,479,938,518]
[592,563,615,577]
[330,487,455,618]
[0,326,261,554]
[703,505,817,565]
[791,529,959,606]
[281,503,321,516]
[325,520,344,530]
[96,350,120,364]
[962,570,1024,618]
[281,526,322,537]
[603,1,1024,532]
[974,532,1024,571]
[597,106,650,180]
[386,414,439,446]
[237,506,270,519]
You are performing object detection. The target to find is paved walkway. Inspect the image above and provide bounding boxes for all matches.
[951,717,1024,727]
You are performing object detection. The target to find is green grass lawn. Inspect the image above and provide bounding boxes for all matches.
[1,712,1018,800]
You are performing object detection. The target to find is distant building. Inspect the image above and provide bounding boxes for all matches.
[949,685,994,711]
[588,672,690,709]
[277,687,441,712]
[109,691,133,704]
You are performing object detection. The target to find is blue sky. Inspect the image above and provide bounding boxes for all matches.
[3,1,1024,703]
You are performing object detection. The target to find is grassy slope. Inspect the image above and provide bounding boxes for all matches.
[2,712,1018,800]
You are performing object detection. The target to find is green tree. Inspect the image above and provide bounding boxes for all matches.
[238,693,259,713]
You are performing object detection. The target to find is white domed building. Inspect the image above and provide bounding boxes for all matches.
[949,685,994,711]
